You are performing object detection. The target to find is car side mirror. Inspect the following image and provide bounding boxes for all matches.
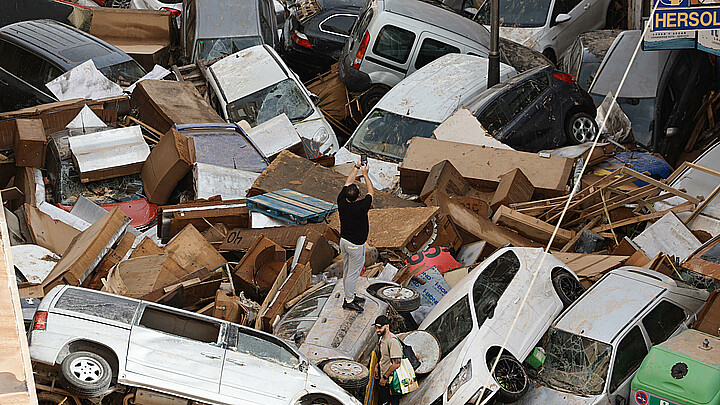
[298,361,309,372]
[666,127,680,137]
[310,93,320,105]
[554,13,572,25]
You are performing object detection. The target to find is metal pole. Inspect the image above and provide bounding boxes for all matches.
[487,0,500,87]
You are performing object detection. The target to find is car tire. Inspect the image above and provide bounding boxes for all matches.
[552,271,585,307]
[105,0,131,8]
[359,86,387,116]
[565,111,598,145]
[377,286,421,313]
[322,360,370,390]
[491,354,529,403]
[60,351,112,398]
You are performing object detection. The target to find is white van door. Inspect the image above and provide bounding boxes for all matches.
[125,305,225,397]
[363,23,417,86]
[406,32,464,75]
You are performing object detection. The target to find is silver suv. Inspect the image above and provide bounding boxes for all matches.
[29,286,361,405]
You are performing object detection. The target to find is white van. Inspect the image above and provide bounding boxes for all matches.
[338,0,492,114]
[205,45,339,155]
[335,53,515,189]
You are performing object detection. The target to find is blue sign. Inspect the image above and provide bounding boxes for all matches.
[653,7,720,31]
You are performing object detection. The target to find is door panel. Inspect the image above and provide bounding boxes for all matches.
[220,326,306,403]
[125,306,224,395]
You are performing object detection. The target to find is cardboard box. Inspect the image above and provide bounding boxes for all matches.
[131,80,224,134]
[14,119,46,167]
[141,129,196,205]
[69,126,150,183]
[89,8,171,71]
[233,236,286,302]
[400,138,574,195]
[490,168,535,211]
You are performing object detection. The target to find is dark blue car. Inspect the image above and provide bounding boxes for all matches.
[466,65,598,153]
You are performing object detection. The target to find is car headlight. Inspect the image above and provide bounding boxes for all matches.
[313,127,329,144]
[447,360,472,401]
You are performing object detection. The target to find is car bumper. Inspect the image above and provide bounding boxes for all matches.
[339,54,372,93]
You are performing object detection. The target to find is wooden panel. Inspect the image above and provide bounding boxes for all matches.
[492,206,574,248]
[552,252,629,288]
[490,168,534,211]
[24,203,81,255]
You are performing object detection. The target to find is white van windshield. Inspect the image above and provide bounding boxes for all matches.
[349,109,439,162]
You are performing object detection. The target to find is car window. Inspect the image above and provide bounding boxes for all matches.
[320,14,357,36]
[499,80,542,118]
[473,250,521,327]
[553,0,582,16]
[373,25,415,64]
[139,306,221,344]
[609,326,648,392]
[642,301,686,345]
[414,38,460,70]
[425,295,473,359]
[44,65,64,85]
[0,40,48,89]
[55,288,139,324]
[233,329,301,368]
[477,99,511,135]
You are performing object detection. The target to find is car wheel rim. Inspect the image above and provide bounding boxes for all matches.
[559,275,584,302]
[329,361,363,376]
[572,116,596,143]
[494,358,527,394]
[69,357,104,383]
[382,287,414,300]
[111,0,131,8]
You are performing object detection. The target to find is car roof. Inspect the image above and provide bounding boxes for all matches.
[373,54,514,122]
[209,45,289,102]
[378,0,491,48]
[0,19,133,71]
[589,30,672,99]
[195,0,261,39]
[554,268,680,344]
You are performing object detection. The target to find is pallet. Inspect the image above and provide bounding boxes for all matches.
[247,189,337,225]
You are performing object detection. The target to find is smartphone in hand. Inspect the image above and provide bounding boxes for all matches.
[361,154,368,166]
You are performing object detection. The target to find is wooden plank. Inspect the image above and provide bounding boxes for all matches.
[686,183,720,225]
[564,185,660,227]
[0,199,37,405]
[443,200,541,248]
[552,252,628,287]
[492,206,574,248]
[221,223,338,251]
[619,167,700,205]
[490,168,534,211]
[591,201,695,233]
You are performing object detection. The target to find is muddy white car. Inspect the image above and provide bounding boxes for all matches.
[29,286,361,405]
[205,45,339,156]
[400,247,585,405]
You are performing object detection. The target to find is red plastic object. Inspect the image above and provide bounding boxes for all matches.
[407,247,461,276]
[58,198,158,229]
[552,72,576,83]
[161,7,182,16]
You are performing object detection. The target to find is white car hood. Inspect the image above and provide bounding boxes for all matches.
[333,148,399,191]
[516,383,604,405]
[498,26,545,51]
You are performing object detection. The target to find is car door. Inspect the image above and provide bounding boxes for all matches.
[364,23,417,86]
[640,300,690,346]
[494,78,550,152]
[125,305,225,396]
[606,326,650,405]
[541,0,594,56]
[220,325,307,404]
[407,33,462,75]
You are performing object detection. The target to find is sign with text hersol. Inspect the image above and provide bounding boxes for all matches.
[652,0,720,31]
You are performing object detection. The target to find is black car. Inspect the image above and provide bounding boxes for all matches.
[283,0,363,75]
[466,65,598,152]
[0,19,146,112]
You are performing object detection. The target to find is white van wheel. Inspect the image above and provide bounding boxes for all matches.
[60,351,112,398]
